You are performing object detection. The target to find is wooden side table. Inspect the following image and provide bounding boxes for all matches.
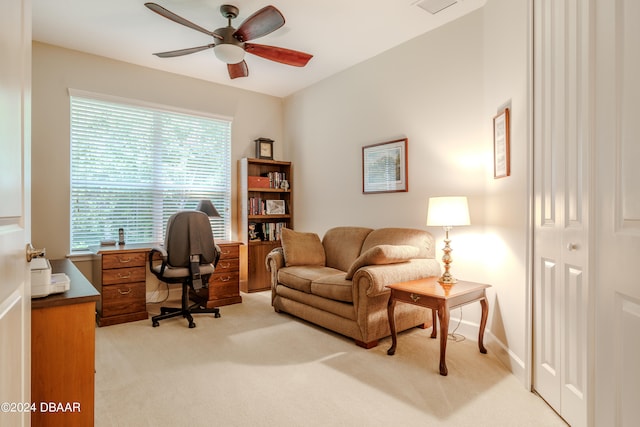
[386,277,491,376]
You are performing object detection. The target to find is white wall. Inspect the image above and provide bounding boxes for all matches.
[480,0,532,382]
[284,11,486,232]
[283,0,531,383]
[31,42,284,261]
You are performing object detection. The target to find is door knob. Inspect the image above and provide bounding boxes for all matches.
[26,243,46,262]
[567,243,578,251]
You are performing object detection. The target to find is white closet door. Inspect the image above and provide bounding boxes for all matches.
[594,0,640,425]
[533,1,591,426]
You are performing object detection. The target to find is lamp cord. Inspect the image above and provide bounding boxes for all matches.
[448,307,465,342]
[147,281,170,304]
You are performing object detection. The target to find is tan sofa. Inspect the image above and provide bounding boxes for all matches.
[265,226,441,348]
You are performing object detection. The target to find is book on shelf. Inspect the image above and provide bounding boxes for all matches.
[249,222,287,242]
[248,197,287,215]
[260,171,287,189]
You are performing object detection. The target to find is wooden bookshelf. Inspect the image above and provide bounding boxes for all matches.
[238,158,292,292]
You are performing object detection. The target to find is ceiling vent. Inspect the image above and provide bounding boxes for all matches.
[416,0,458,14]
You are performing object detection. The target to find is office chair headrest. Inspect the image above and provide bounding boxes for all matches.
[165,210,216,267]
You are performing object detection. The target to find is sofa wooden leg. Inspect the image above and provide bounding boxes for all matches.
[355,339,378,349]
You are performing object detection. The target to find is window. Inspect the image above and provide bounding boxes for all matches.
[70,92,231,252]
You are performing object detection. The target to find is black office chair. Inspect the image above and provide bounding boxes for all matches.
[149,210,222,328]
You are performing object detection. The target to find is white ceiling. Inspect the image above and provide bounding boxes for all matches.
[32,0,485,98]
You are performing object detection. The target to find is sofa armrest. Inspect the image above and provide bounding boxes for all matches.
[266,247,285,282]
[266,247,285,271]
[352,259,441,298]
[266,247,285,305]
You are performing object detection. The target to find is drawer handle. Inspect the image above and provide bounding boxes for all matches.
[118,257,133,263]
[219,262,230,269]
[117,272,132,279]
[221,250,231,255]
[118,288,132,295]
[410,293,421,303]
[220,276,231,282]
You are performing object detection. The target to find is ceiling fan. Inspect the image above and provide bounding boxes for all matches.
[144,2,313,79]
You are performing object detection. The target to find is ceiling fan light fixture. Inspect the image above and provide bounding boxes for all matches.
[214,44,245,64]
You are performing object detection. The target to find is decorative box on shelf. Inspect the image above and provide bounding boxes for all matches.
[248,176,271,188]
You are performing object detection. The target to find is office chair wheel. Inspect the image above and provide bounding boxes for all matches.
[214,312,221,318]
[152,320,159,327]
[188,320,196,328]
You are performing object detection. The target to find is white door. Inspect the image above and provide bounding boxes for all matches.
[533,1,591,426]
[0,0,32,426]
[594,0,640,425]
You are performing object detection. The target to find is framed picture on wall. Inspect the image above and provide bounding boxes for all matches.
[493,108,510,178]
[362,138,408,194]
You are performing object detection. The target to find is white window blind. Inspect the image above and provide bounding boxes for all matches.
[70,94,231,251]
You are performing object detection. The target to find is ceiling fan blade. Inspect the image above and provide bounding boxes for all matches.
[145,3,222,40]
[245,43,313,67]
[233,5,285,42]
[228,61,249,79]
[153,44,214,58]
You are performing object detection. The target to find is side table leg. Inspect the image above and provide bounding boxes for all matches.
[430,308,437,338]
[438,304,450,376]
[478,296,488,354]
[387,297,398,356]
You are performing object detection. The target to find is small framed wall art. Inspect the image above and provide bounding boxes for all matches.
[362,138,408,194]
[255,138,274,160]
[493,108,510,178]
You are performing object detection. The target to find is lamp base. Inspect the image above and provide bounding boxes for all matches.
[437,273,458,285]
[438,231,458,285]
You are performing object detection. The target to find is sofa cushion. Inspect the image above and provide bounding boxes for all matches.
[281,228,326,267]
[278,266,342,293]
[310,273,353,303]
[345,245,420,279]
[322,227,373,272]
[361,228,434,259]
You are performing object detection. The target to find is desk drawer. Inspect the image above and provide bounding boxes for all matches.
[215,258,240,273]
[101,282,146,317]
[102,252,146,269]
[208,281,241,300]
[103,266,146,285]
[218,244,239,259]
[209,271,239,286]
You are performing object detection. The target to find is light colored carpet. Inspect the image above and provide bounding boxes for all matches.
[95,291,566,427]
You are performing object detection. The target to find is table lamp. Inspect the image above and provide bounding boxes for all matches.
[426,196,470,284]
[196,199,220,218]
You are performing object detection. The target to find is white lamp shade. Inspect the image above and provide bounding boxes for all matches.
[427,196,470,227]
[214,44,245,64]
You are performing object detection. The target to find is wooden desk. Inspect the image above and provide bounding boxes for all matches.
[192,241,243,307]
[93,241,242,326]
[93,244,150,326]
[386,277,490,376]
[31,259,100,427]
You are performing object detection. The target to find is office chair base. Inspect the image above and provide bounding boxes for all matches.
[151,283,221,328]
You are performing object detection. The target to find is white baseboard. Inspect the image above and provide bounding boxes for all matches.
[447,317,527,386]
